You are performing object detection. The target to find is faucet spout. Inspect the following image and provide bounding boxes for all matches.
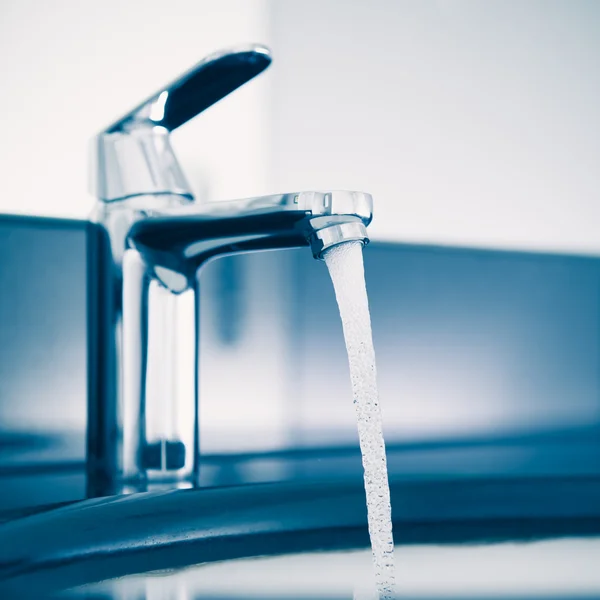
[127,190,372,292]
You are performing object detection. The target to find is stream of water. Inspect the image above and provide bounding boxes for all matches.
[323,241,396,599]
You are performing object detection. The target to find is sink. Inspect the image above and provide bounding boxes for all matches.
[1,475,600,598]
[69,539,600,599]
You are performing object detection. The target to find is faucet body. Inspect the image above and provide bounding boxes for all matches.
[86,46,372,496]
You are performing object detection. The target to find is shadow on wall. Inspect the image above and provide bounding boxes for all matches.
[0,216,87,450]
[289,243,600,447]
[1,215,600,480]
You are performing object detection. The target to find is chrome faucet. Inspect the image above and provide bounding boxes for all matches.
[86,44,372,496]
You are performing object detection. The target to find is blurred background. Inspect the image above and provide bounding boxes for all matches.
[1,0,600,511]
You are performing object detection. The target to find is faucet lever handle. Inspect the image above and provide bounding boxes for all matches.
[92,45,271,202]
[103,44,271,134]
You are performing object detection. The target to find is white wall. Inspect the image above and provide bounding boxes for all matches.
[0,0,272,217]
[269,0,600,254]
[4,0,599,253]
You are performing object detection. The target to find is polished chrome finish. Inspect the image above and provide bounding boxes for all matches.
[127,191,373,287]
[87,45,374,497]
[91,127,193,202]
[90,44,271,202]
[104,44,271,134]
[310,222,369,260]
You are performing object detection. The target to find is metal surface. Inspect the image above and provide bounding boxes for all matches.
[127,190,372,281]
[88,44,373,496]
[310,221,369,259]
[90,45,271,201]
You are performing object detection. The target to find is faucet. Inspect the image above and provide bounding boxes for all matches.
[86,44,372,497]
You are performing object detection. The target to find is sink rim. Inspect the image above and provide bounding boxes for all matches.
[1,476,600,598]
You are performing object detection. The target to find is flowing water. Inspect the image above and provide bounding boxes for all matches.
[323,241,396,600]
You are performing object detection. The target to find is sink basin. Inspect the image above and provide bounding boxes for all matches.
[1,476,600,598]
[68,539,600,599]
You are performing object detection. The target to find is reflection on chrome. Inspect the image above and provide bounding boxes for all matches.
[87,45,372,497]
